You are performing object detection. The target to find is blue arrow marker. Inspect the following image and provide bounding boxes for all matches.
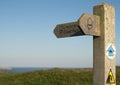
[107,45,115,57]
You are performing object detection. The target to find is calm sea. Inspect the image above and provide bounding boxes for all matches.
[0,67,51,72]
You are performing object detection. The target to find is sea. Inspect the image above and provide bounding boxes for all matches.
[0,67,51,73]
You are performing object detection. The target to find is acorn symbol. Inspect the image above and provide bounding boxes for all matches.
[87,18,93,30]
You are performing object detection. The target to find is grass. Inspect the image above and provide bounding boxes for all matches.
[0,67,120,85]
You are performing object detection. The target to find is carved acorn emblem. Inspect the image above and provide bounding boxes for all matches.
[87,18,93,30]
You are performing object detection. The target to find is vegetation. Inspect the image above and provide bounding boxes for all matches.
[0,67,120,85]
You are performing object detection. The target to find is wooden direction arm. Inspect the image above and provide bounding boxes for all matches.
[54,22,85,38]
[54,14,100,38]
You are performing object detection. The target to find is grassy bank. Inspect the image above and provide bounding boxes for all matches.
[0,67,120,85]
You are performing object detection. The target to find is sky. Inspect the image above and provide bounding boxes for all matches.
[0,0,120,68]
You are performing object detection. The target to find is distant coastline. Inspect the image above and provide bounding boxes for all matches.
[0,67,12,70]
[0,67,50,72]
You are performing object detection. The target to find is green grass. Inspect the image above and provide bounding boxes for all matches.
[0,67,120,85]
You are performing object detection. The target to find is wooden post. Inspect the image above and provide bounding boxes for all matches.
[93,3,116,85]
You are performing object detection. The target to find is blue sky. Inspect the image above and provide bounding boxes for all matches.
[0,0,120,67]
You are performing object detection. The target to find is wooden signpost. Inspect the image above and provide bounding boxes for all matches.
[54,3,116,85]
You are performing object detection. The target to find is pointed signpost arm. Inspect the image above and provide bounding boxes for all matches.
[54,22,85,38]
[54,14,100,38]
